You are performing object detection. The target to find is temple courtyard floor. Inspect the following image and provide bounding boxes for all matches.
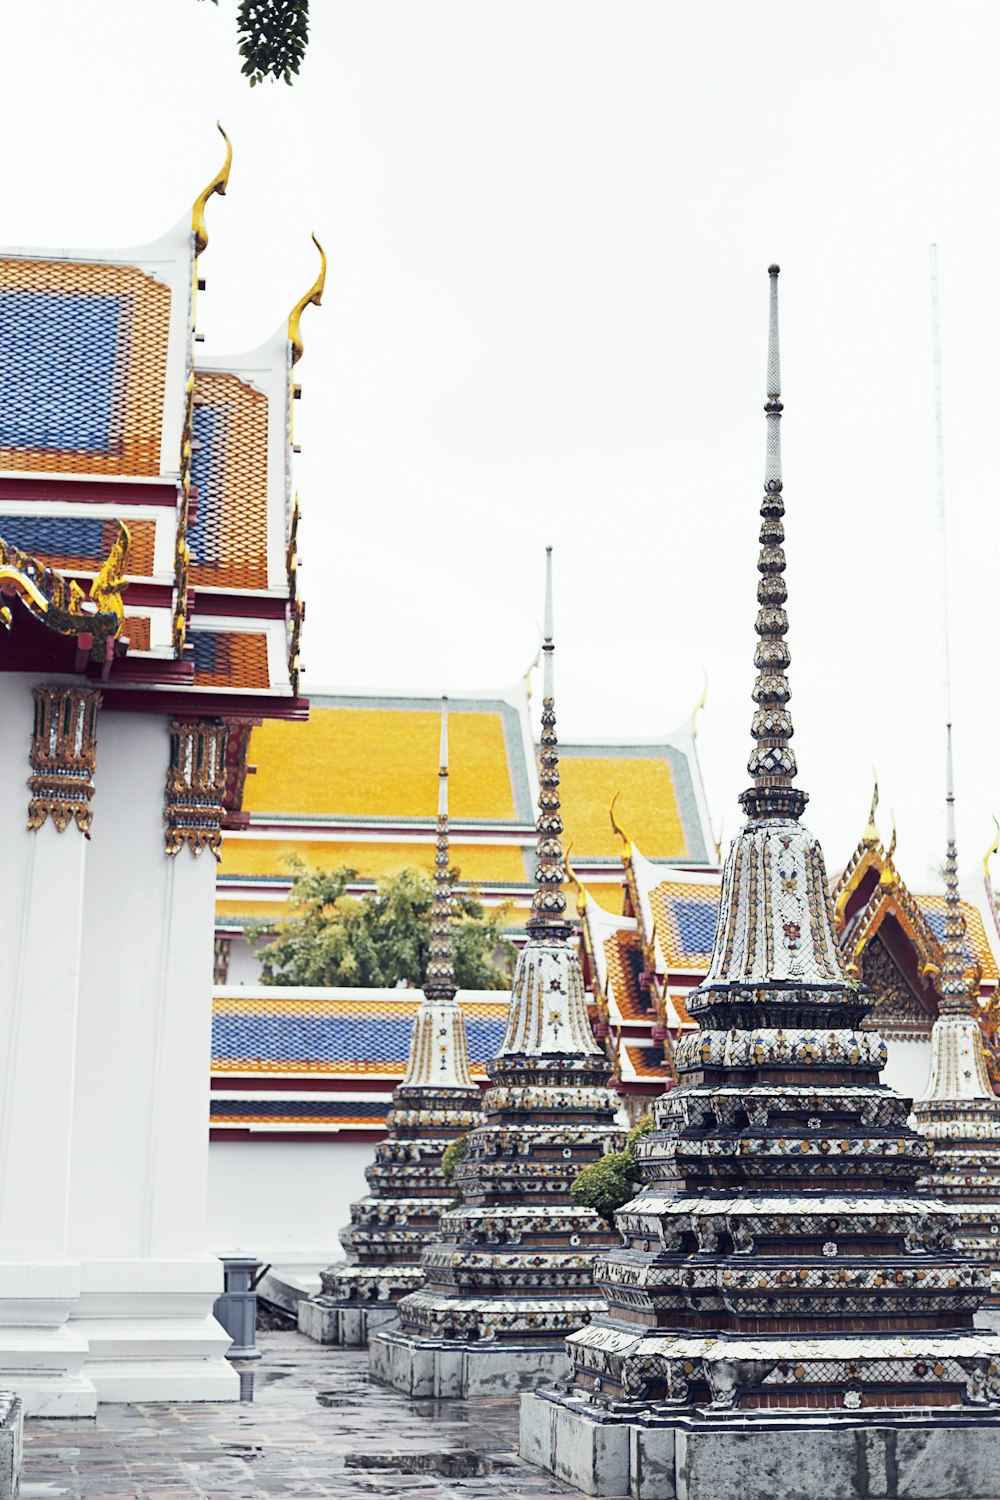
[20,1327,581,1500]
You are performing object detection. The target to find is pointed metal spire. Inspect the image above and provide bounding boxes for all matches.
[740,265,808,822]
[937,722,973,1014]
[527,546,569,936]
[423,697,456,1001]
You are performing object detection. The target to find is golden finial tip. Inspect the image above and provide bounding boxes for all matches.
[863,771,880,846]
[984,816,1000,873]
[192,123,233,256]
[288,233,327,365]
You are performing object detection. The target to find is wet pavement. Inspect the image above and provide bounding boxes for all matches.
[22,1328,582,1499]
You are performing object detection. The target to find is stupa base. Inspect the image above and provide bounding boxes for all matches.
[370,1328,571,1398]
[297,1297,399,1347]
[520,1389,1000,1500]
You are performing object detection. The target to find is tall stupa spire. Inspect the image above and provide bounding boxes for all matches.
[423,697,456,1001]
[741,264,807,822]
[528,545,569,936]
[938,723,974,1015]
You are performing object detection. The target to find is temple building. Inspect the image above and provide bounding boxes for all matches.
[297,701,484,1344]
[0,132,316,1410]
[523,267,1000,1499]
[213,680,718,983]
[370,551,627,1397]
[575,784,1000,1104]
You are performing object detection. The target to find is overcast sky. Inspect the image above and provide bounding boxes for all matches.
[7,2,1000,895]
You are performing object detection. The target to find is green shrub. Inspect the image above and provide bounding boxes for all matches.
[571,1150,639,1224]
[441,1135,469,1183]
[627,1113,655,1151]
[571,1115,657,1224]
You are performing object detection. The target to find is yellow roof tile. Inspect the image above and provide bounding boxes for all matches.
[244,702,524,821]
[559,755,689,859]
[219,837,530,885]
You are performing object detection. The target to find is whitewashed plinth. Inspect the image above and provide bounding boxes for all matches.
[0,1263,95,1416]
[370,1328,571,1398]
[0,1394,22,1500]
[70,1259,239,1403]
[520,1389,1000,1500]
[297,1297,399,1346]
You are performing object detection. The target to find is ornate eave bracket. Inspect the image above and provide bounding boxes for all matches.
[164,719,228,859]
[27,684,102,837]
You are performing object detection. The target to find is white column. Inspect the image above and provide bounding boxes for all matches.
[70,714,238,1402]
[0,675,100,1415]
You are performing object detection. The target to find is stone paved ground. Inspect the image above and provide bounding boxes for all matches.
[21,1328,582,1500]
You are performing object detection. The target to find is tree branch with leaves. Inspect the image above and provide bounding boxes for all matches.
[256,860,517,991]
[201,0,310,86]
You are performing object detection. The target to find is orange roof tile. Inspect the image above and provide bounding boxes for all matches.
[604,929,648,1022]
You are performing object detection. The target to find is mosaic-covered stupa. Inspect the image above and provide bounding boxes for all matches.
[913,731,1000,1331]
[298,700,482,1346]
[522,267,1000,1500]
[370,549,626,1398]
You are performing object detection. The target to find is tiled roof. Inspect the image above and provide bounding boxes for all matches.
[189,373,269,591]
[0,513,155,576]
[241,694,534,821]
[123,615,151,651]
[603,929,647,1022]
[191,631,270,690]
[648,880,718,969]
[916,896,999,983]
[210,1097,390,1127]
[0,258,171,475]
[212,994,509,1076]
[217,836,532,886]
[558,731,712,862]
[667,990,695,1028]
[623,1044,670,1081]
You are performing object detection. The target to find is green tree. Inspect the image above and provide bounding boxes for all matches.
[201,0,310,86]
[257,861,516,990]
[570,1114,656,1224]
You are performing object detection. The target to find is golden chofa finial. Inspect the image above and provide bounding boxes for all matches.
[288,232,327,365]
[886,810,897,865]
[609,790,632,859]
[564,842,587,913]
[690,668,708,737]
[192,122,232,256]
[984,817,1000,877]
[863,771,880,846]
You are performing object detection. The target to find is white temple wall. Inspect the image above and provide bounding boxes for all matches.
[73,713,214,1258]
[208,1138,372,1258]
[0,673,95,1413]
[70,710,236,1403]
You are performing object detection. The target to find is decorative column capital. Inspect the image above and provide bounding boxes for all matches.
[164,719,228,859]
[27,684,102,837]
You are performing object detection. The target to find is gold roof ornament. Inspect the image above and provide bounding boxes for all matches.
[983,817,1000,880]
[564,842,587,914]
[89,521,131,630]
[288,232,326,365]
[191,122,232,256]
[608,790,632,860]
[863,771,880,845]
[689,669,708,737]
